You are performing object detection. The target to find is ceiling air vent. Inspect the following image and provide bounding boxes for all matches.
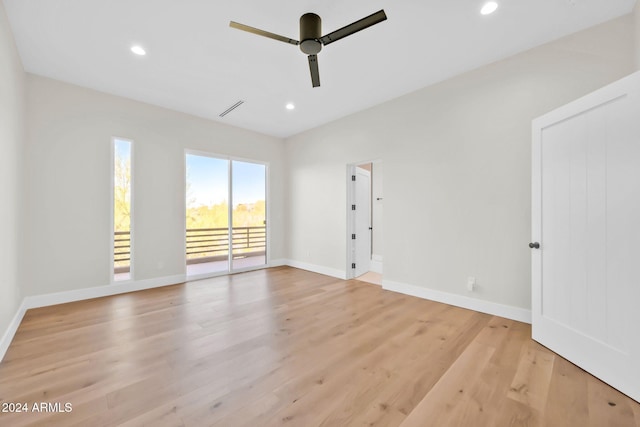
[219,100,245,118]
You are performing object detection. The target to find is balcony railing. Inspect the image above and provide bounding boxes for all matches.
[113,226,266,272]
[186,226,266,264]
[114,231,131,273]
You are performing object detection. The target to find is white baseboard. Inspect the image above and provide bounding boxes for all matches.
[0,274,186,363]
[268,258,287,268]
[23,274,187,310]
[383,279,531,324]
[370,254,383,274]
[284,259,347,280]
[0,262,340,362]
[0,302,28,363]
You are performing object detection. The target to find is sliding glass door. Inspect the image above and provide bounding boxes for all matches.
[185,154,229,275]
[186,153,266,276]
[231,160,266,270]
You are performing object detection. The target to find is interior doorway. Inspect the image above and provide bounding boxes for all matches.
[347,161,383,284]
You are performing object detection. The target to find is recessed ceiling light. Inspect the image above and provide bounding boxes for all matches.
[285,103,295,110]
[131,45,146,56]
[480,1,499,15]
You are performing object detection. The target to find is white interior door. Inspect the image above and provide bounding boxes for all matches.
[532,71,640,402]
[354,167,371,277]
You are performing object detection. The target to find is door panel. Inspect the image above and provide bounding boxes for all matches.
[231,160,267,271]
[185,154,230,275]
[532,71,640,402]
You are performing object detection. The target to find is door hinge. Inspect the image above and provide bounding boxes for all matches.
[351,263,356,269]
[351,234,356,239]
[352,175,356,181]
[351,204,356,210]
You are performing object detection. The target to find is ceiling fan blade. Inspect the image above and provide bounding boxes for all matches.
[319,9,387,46]
[308,55,320,87]
[229,21,300,46]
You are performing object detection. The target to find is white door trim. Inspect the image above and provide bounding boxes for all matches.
[346,160,381,279]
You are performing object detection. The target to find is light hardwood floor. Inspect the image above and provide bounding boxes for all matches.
[0,266,639,426]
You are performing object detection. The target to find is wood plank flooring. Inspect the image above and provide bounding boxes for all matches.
[0,266,638,426]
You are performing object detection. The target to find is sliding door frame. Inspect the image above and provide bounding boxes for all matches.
[184,149,270,278]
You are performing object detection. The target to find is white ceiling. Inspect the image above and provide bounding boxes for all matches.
[4,0,636,138]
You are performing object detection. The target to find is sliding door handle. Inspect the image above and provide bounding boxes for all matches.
[529,242,540,249]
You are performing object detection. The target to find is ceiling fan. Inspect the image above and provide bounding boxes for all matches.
[229,10,387,88]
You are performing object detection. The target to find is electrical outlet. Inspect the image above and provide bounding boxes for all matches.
[467,276,476,291]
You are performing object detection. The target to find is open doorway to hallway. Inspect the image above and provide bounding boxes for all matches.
[347,161,383,285]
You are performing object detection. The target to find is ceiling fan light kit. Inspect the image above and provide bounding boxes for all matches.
[230,9,387,88]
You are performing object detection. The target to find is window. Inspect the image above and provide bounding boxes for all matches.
[113,138,132,281]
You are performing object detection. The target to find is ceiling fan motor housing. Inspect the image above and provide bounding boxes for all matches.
[300,13,322,54]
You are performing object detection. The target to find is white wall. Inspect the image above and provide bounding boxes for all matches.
[635,3,640,69]
[285,15,635,310]
[371,162,383,258]
[23,75,286,297]
[0,1,24,341]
